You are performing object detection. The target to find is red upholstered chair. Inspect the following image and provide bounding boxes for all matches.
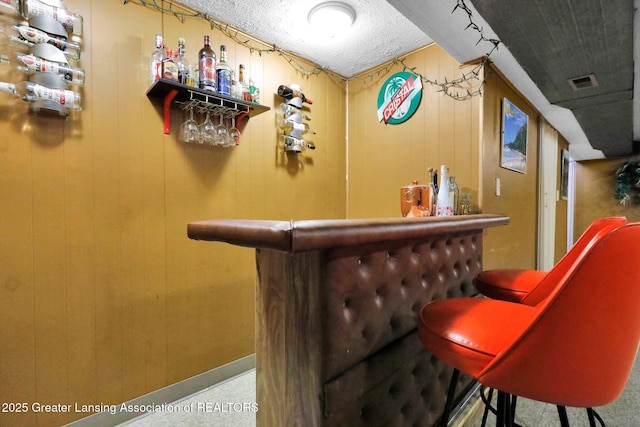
[468,217,627,425]
[418,222,640,427]
[474,216,626,306]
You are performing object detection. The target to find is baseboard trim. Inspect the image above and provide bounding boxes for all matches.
[64,354,256,426]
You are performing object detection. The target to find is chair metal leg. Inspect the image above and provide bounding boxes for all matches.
[510,395,518,425]
[586,407,605,427]
[557,405,570,427]
[480,387,494,427]
[439,368,461,427]
[505,394,514,427]
[587,408,597,427]
[496,391,507,427]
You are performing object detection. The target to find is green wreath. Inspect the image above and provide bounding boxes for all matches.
[615,160,640,205]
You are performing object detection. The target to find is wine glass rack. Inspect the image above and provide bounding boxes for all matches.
[146,78,269,134]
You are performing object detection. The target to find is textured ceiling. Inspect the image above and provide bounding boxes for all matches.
[470,0,634,158]
[176,0,638,159]
[178,0,433,78]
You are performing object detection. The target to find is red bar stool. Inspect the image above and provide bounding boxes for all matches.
[470,216,626,425]
[475,216,626,306]
[418,222,640,427]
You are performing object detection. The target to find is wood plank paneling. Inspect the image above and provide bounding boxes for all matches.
[480,67,539,270]
[0,0,345,424]
[347,45,481,219]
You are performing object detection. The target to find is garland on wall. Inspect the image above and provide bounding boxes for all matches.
[123,0,501,100]
[615,160,640,205]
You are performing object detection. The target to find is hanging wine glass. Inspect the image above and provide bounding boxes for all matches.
[199,112,216,146]
[214,114,229,146]
[179,108,199,144]
[227,115,241,147]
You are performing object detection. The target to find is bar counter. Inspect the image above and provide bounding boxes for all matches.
[188,214,509,426]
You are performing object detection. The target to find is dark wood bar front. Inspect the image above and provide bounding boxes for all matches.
[188,214,509,426]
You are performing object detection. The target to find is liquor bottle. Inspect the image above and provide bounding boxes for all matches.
[432,170,438,195]
[216,45,231,95]
[0,80,82,110]
[238,64,251,101]
[21,0,84,36]
[198,35,216,91]
[277,84,313,104]
[230,70,241,99]
[149,34,164,84]
[162,49,178,81]
[0,53,7,64]
[176,37,190,85]
[278,118,316,135]
[427,167,437,213]
[435,165,453,216]
[0,24,81,61]
[276,103,311,121]
[12,52,85,86]
[448,176,459,215]
[249,77,259,104]
[278,135,316,152]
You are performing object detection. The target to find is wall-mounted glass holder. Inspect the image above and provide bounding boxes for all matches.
[146,78,269,134]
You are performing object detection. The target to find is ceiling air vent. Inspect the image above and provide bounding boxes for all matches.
[567,74,599,90]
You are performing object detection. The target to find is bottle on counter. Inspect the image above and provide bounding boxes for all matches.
[12,52,85,86]
[435,165,453,216]
[21,0,84,36]
[448,176,459,215]
[277,84,313,104]
[216,45,231,95]
[432,170,438,195]
[0,23,81,61]
[0,80,82,111]
[198,35,216,91]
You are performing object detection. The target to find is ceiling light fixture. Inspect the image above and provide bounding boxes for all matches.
[308,1,356,37]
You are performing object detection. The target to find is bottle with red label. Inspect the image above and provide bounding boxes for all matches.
[8,52,85,86]
[21,0,83,36]
[198,35,216,92]
[149,34,164,85]
[0,80,82,111]
[0,23,81,61]
[162,49,178,81]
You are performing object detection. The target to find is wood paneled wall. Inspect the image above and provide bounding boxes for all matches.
[346,45,481,219]
[479,67,539,270]
[0,1,345,425]
[0,2,546,426]
[575,157,640,230]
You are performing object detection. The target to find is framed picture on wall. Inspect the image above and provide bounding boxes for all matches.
[500,98,528,174]
[560,149,570,200]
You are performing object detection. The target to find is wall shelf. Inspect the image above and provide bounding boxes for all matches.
[146,78,270,134]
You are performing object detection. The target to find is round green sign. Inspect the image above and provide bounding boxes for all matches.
[377,71,423,125]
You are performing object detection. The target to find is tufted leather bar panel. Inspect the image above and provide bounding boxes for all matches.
[322,232,482,382]
[187,214,509,426]
[323,331,474,426]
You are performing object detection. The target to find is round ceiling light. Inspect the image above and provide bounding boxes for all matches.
[308,1,356,37]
